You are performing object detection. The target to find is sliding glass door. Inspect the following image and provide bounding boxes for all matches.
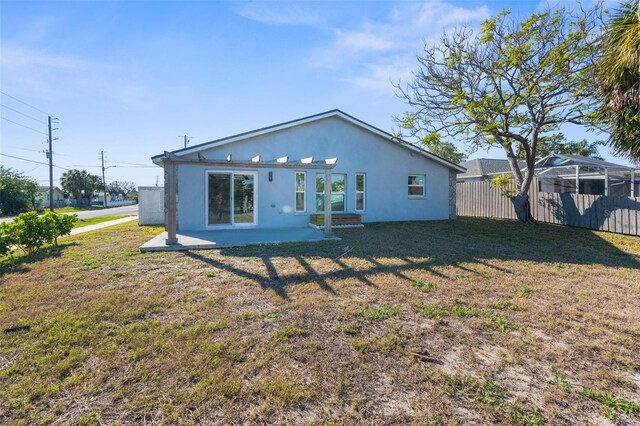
[208,172,255,226]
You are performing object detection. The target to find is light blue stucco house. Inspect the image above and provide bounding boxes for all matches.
[150,110,465,246]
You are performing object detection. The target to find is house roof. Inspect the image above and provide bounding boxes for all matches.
[151,109,466,173]
[37,186,62,193]
[535,154,635,170]
[458,158,525,179]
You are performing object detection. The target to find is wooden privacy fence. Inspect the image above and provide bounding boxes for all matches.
[456,180,640,236]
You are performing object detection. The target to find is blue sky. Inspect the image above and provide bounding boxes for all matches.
[0,0,625,188]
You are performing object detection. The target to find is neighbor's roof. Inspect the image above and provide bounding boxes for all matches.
[37,186,62,193]
[535,154,635,170]
[458,158,525,179]
[151,109,466,173]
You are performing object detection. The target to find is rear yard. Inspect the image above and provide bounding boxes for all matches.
[1,218,639,425]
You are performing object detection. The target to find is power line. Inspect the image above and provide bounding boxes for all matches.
[106,160,151,166]
[6,145,45,154]
[25,164,43,174]
[0,153,69,170]
[1,104,48,124]
[1,116,48,135]
[0,91,50,115]
[68,163,156,169]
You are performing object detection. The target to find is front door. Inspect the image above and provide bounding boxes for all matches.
[208,172,256,226]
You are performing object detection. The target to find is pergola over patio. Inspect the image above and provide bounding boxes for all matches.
[157,151,338,246]
[535,154,638,197]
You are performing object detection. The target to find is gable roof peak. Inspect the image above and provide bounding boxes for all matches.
[151,110,465,172]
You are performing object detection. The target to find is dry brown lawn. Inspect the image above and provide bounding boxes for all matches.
[1,218,639,425]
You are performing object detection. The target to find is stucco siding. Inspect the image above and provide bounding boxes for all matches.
[175,116,452,231]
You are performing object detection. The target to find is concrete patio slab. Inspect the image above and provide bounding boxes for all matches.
[139,227,339,252]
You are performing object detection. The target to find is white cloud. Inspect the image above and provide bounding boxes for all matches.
[342,60,415,93]
[233,2,328,28]
[235,1,491,94]
[323,1,491,93]
[335,29,396,52]
[414,1,491,28]
[1,44,94,71]
[0,42,187,108]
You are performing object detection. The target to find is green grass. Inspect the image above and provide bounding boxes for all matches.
[410,279,437,292]
[349,333,406,353]
[1,218,639,424]
[274,323,307,341]
[579,388,640,417]
[363,304,400,320]
[73,215,133,228]
[442,374,545,425]
[547,369,570,392]
[421,301,480,320]
[54,206,106,213]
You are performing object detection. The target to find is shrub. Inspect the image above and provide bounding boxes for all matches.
[7,212,77,255]
[0,222,16,257]
[43,211,76,245]
[12,212,48,254]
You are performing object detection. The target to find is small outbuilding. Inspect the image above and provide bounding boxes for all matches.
[145,110,465,249]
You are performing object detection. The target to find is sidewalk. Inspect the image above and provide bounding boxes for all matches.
[68,216,138,236]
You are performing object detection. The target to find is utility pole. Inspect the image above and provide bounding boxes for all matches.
[179,135,194,149]
[101,151,108,208]
[48,116,53,211]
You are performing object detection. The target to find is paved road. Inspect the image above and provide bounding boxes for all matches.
[0,205,139,223]
[71,205,139,219]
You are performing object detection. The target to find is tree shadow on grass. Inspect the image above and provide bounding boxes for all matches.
[0,243,77,278]
[181,218,640,300]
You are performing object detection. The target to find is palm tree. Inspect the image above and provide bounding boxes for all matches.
[596,1,640,162]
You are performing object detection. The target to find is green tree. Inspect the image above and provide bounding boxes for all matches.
[0,167,40,216]
[516,135,605,160]
[596,1,640,162]
[106,181,136,197]
[395,113,466,164]
[60,169,101,206]
[395,6,602,222]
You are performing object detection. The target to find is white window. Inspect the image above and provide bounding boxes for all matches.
[408,174,425,197]
[295,172,305,212]
[316,173,346,212]
[355,173,366,211]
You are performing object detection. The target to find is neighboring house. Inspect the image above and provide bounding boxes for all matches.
[91,191,112,206]
[535,154,638,197]
[38,186,68,208]
[458,155,638,197]
[151,110,465,235]
[457,158,526,183]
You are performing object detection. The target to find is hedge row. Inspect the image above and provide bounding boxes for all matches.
[0,212,77,256]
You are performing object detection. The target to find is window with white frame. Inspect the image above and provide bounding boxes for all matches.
[408,174,425,197]
[316,173,346,212]
[295,172,305,212]
[355,173,366,211]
